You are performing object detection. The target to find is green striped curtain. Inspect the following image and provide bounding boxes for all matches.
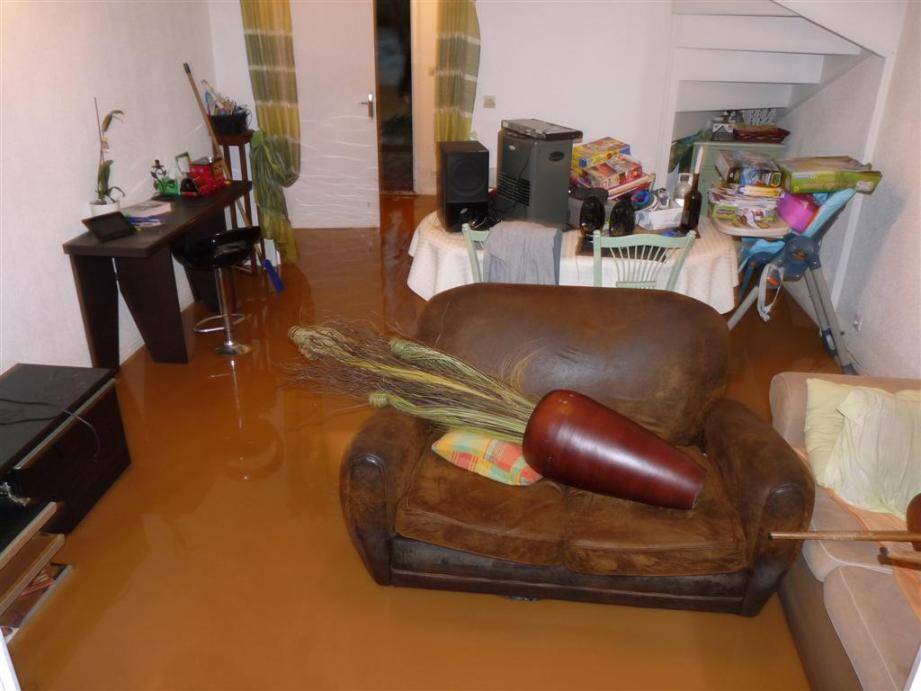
[240,0,300,261]
[435,0,480,142]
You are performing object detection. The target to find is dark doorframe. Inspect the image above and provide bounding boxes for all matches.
[374,0,415,193]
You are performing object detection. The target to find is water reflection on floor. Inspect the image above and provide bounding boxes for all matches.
[10,195,833,690]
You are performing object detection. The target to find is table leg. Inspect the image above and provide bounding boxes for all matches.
[115,246,190,364]
[70,255,119,369]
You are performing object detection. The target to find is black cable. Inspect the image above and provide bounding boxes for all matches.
[0,396,101,461]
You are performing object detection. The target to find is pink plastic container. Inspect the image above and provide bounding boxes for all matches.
[778,191,819,233]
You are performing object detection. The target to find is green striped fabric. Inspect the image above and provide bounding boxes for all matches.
[435,0,480,142]
[240,0,300,261]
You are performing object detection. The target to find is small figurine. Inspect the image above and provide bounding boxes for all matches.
[150,159,179,197]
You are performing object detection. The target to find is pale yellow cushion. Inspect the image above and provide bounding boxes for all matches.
[820,387,921,518]
[804,378,860,479]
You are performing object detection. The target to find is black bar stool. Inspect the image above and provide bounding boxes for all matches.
[172,227,260,356]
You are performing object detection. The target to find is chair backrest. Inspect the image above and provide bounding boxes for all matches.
[461,223,490,282]
[592,231,697,290]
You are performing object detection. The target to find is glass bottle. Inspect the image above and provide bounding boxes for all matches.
[678,173,702,233]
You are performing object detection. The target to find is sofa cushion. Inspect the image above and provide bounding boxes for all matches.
[803,487,894,582]
[824,566,921,691]
[396,445,747,577]
[395,449,567,566]
[564,447,747,577]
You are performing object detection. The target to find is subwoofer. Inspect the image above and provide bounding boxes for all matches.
[438,140,489,231]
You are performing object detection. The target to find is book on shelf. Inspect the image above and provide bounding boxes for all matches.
[121,199,173,218]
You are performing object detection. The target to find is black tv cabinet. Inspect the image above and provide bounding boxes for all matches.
[0,364,131,533]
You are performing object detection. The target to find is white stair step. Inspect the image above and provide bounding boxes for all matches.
[775,0,907,57]
[676,48,824,84]
[673,0,796,16]
[676,15,860,55]
[677,81,793,111]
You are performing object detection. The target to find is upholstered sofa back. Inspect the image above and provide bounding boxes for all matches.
[415,284,729,445]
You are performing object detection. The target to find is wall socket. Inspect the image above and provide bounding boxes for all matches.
[482,95,496,108]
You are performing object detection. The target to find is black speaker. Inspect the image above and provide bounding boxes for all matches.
[438,140,489,231]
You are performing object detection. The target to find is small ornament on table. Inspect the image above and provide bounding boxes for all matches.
[150,159,179,198]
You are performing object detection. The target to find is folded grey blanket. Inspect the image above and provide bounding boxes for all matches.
[482,220,562,285]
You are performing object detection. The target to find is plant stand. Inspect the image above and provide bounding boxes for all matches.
[216,129,264,273]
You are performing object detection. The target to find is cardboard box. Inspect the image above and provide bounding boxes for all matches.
[779,156,882,194]
[571,137,631,170]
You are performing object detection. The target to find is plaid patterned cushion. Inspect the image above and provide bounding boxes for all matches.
[431,430,542,486]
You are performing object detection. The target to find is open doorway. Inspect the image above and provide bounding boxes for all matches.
[374,0,414,192]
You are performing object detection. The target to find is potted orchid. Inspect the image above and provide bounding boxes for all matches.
[90,98,125,216]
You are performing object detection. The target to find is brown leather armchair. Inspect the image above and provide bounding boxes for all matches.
[340,284,813,616]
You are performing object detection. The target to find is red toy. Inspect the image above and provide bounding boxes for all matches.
[185,157,229,197]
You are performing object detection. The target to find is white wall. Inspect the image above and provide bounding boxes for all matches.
[471,1,671,185]
[836,1,921,378]
[777,53,884,315]
[0,1,217,373]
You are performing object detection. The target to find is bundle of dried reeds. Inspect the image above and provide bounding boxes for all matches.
[288,323,706,509]
[288,324,535,443]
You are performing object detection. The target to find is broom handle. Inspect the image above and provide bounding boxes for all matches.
[884,551,921,565]
[183,62,253,228]
[771,531,921,543]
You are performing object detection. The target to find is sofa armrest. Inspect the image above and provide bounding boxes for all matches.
[704,398,815,615]
[340,410,429,584]
[768,372,810,449]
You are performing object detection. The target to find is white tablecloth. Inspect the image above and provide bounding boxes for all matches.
[407,213,739,313]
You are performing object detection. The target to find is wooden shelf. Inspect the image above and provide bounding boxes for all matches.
[0,532,65,613]
[0,502,57,572]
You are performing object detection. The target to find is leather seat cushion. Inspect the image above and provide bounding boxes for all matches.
[564,447,747,577]
[395,449,568,566]
[395,446,747,576]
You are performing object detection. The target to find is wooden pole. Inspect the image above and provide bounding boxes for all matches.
[771,531,921,543]
[881,550,921,566]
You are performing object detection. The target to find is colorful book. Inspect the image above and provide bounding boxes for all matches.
[716,150,782,188]
[571,137,631,170]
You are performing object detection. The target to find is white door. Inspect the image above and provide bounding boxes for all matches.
[287,0,380,229]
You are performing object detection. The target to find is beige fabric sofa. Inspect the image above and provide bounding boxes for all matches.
[770,372,921,691]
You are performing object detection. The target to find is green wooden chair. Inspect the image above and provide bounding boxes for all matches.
[462,223,491,282]
[592,230,697,290]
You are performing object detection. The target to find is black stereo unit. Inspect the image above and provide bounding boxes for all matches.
[438,140,489,231]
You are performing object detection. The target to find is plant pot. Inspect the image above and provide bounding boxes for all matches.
[89,200,120,217]
[522,390,705,509]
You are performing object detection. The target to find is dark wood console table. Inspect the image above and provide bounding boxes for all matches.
[63,182,251,369]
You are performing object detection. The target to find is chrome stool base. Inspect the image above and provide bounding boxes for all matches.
[194,313,244,335]
[212,266,251,357]
[215,341,251,356]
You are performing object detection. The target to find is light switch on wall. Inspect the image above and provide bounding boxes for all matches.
[483,95,496,108]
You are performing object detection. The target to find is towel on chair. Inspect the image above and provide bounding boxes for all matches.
[482,220,562,285]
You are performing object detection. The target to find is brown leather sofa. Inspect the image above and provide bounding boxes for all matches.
[340,284,813,616]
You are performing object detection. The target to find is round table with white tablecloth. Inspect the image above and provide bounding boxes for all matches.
[407,213,740,313]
